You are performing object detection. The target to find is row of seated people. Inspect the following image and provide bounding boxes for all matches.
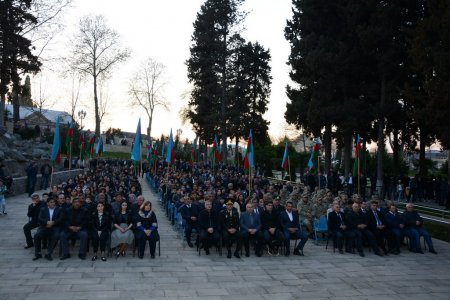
[23,193,159,261]
[181,197,309,258]
[328,200,438,256]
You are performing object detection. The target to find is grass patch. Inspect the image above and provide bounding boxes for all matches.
[423,221,450,243]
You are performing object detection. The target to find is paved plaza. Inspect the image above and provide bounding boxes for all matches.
[1,180,450,300]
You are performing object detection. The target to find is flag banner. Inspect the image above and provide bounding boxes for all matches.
[243,129,255,169]
[65,121,73,158]
[353,134,362,177]
[131,118,141,162]
[211,134,221,163]
[307,137,322,173]
[165,129,175,164]
[281,140,289,170]
[96,136,104,157]
[51,117,61,165]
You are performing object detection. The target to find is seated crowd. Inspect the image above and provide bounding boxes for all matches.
[23,160,159,261]
[151,161,438,258]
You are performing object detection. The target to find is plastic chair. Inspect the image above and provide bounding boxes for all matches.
[313,215,328,245]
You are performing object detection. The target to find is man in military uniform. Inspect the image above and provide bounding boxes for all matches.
[279,185,291,205]
[289,187,301,208]
[312,192,328,219]
[219,199,241,258]
[297,194,313,233]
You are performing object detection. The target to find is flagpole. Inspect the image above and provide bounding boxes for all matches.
[79,142,82,168]
[140,143,143,178]
[317,155,320,190]
[357,156,361,195]
[288,155,292,183]
[68,141,72,170]
[49,166,54,191]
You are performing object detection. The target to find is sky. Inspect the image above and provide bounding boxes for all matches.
[37,0,294,141]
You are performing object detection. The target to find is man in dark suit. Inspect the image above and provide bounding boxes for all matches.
[251,198,264,216]
[240,203,263,257]
[328,203,355,254]
[279,201,308,256]
[367,200,389,255]
[346,202,383,257]
[402,203,437,254]
[219,199,241,258]
[198,200,220,255]
[33,197,64,261]
[23,194,44,249]
[59,197,89,260]
[180,196,200,247]
[272,196,285,216]
[384,203,406,254]
[261,201,284,255]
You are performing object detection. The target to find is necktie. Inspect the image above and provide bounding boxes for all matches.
[337,212,344,226]
[374,211,381,225]
[250,214,254,226]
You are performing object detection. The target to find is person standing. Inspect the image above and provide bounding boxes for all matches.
[0,179,7,215]
[26,161,38,197]
[40,162,52,190]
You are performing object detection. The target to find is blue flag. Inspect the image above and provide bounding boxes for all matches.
[131,118,141,161]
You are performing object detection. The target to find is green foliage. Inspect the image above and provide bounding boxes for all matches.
[364,150,410,176]
[105,127,123,144]
[16,126,39,139]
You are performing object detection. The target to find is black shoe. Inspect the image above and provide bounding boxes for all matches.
[101,257,107,262]
[346,249,355,254]
[42,245,47,250]
[245,252,250,257]
[293,249,301,256]
[285,250,290,257]
[358,251,365,257]
[234,252,241,259]
[205,249,210,255]
[256,251,262,257]
[138,255,144,259]
[339,249,344,254]
[60,254,70,260]
[78,254,86,260]
[91,256,97,261]
[24,244,34,249]
[375,251,384,257]
[151,254,155,259]
[32,254,42,261]
[417,249,424,254]
[44,254,53,261]
[227,251,232,259]
[429,249,437,254]
[187,242,194,248]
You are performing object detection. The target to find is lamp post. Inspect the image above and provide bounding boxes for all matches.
[77,110,86,129]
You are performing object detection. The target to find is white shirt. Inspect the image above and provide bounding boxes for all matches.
[49,208,55,221]
[286,210,293,222]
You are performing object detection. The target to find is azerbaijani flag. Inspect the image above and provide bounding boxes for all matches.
[96,136,104,157]
[131,118,141,162]
[211,134,221,163]
[165,129,175,165]
[307,137,321,173]
[79,130,85,160]
[65,121,73,158]
[353,134,362,176]
[243,129,255,170]
[281,140,289,170]
[87,132,96,156]
[50,116,61,166]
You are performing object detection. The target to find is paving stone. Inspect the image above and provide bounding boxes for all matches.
[1,180,450,300]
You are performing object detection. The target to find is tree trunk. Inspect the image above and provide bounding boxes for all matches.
[235,137,239,166]
[419,126,427,176]
[376,74,386,196]
[324,123,332,174]
[362,133,367,176]
[221,31,228,163]
[12,81,20,126]
[148,108,154,141]
[93,74,100,136]
[343,132,352,176]
[392,128,400,175]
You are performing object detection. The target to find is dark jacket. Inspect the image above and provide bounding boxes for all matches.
[367,209,387,231]
[261,210,280,230]
[134,210,158,231]
[384,211,405,230]
[180,203,200,225]
[198,209,219,231]
[328,210,348,232]
[91,212,112,232]
[240,211,261,232]
[27,201,45,225]
[38,206,64,228]
[63,207,89,230]
[219,208,240,231]
[345,210,369,230]
[402,211,423,229]
[279,210,300,230]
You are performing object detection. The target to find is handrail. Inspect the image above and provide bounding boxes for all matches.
[394,201,450,220]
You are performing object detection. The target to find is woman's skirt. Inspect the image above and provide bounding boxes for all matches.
[110,223,134,248]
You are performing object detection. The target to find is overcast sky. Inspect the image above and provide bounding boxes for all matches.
[38,0,294,141]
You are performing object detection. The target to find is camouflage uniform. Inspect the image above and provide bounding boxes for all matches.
[297,196,313,233]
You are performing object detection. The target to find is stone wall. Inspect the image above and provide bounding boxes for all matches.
[9,169,83,197]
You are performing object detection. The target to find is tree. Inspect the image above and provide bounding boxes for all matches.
[186,0,246,159]
[20,74,32,106]
[128,58,170,140]
[0,0,41,126]
[70,15,130,136]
